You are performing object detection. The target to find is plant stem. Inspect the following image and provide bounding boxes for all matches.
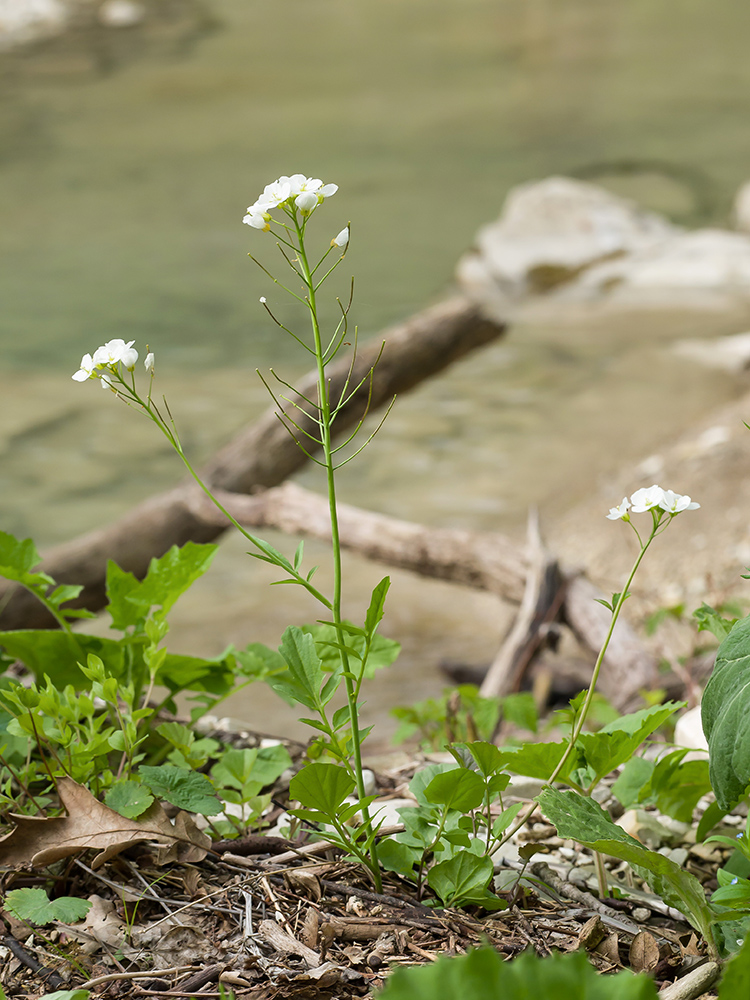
[496,528,656,851]
[294,215,382,892]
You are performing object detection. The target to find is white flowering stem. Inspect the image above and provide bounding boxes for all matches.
[495,518,662,866]
[291,213,383,892]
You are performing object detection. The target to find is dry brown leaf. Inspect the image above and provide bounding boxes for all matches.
[629,930,661,974]
[0,777,210,869]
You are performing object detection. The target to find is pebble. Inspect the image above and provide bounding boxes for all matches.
[631,907,651,923]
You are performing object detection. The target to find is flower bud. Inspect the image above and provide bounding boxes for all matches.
[120,346,138,370]
[144,352,155,373]
[332,227,350,248]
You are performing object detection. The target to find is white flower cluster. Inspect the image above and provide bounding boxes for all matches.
[72,339,154,385]
[243,174,338,230]
[606,485,700,520]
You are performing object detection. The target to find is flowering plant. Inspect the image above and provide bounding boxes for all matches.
[71,173,391,889]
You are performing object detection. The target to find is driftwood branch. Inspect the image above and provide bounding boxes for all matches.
[0,297,504,630]
[184,483,655,708]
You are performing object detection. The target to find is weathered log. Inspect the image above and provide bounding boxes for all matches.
[0,297,505,630]
[184,484,655,708]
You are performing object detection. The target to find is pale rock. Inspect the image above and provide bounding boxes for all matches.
[631,907,651,923]
[674,332,750,373]
[578,229,750,303]
[99,0,145,27]
[616,808,684,848]
[506,774,545,799]
[674,705,709,758]
[369,797,414,828]
[456,176,678,300]
[0,0,66,48]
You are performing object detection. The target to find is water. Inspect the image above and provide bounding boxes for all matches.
[3,0,750,743]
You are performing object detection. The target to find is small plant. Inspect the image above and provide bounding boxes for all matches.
[69,175,398,889]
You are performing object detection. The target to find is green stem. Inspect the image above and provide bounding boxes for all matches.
[294,214,382,892]
[496,524,658,852]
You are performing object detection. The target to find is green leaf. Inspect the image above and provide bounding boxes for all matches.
[577,702,684,783]
[719,931,750,995]
[104,780,154,819]
[423,767,485,812]
[234,643,287,681]
[378,838,420,877]
[456,741,508,779]
[289,762,355,816]
[698,800,728,843]
[376,945,658,1000]
[36,992,91,1000]
[138,765,222,815]
[703,615,750,808]
[211,745,291,791]
[5,887,91,926]
[641,749,712,823]
[502,692,538,734]
[131,543,219,618]
[538,788,714,940]
[427,853,505,910]
[492,801,524,838]
[0,630,125,687]
[612,757,655,809]
[694,602,737,641]
[499,741,573,782]
[365,577,391,634]
[273,626,326,710]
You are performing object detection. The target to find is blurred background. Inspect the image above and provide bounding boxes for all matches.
[3,0,750,740]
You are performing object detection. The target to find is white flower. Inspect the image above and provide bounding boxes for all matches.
[100,371,114,390]
[606,497,631,520]
[295,191,319,212]
[72,353,97,382]
[243,174,338,228]
[630,485,665,513]
[658,489,700,514]
[332,227,349,248]
[120,345,138,370]
[259,296,267,304]
[144,352,155,373]
[93,339,136,367]
[243,212,270,231]
[259,179,292,208]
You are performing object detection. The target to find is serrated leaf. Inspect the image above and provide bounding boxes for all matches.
[576,702,684,784]
[703,615,750,808]
[138,765,222,815]
[694,602,736,641]
[538,788,714,941]
[133,543,219,617]
[275,626,325,710]
[211,745,291,791]
[104,780,154,819]
[5,887,91,925]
